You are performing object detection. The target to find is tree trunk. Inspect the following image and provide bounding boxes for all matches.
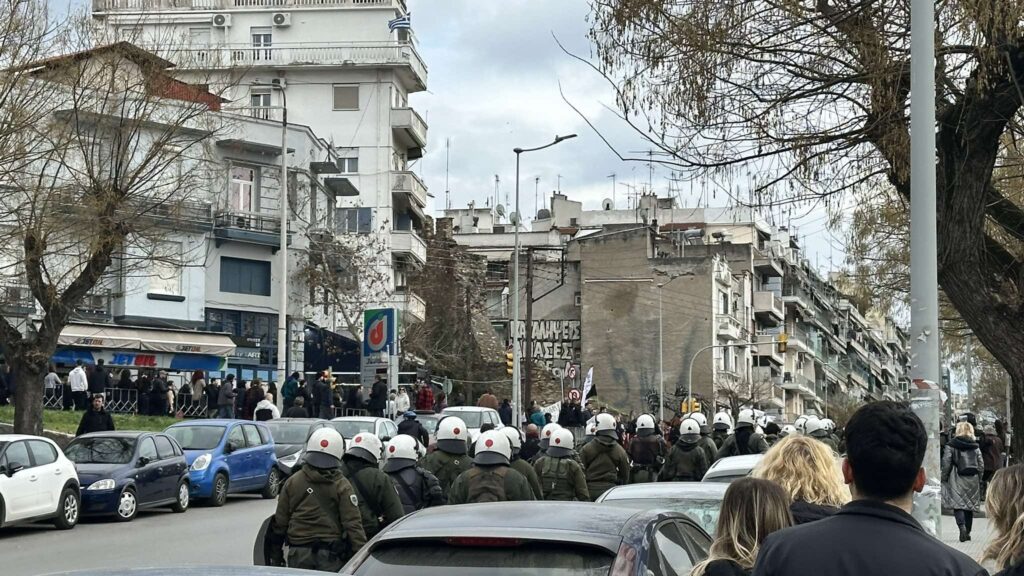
[1011,373,1024,463]
[12,356,45,436]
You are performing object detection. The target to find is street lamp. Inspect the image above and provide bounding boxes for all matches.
[654,272,682,423]
[511,134,577,423]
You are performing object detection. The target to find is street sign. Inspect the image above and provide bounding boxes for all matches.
[363,308,396,358]
[568,388,582,402]
[567,364,578,380]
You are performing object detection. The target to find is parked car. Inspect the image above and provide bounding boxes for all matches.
[392,412,441,447]
[263,419,330,476]
[331,502,711,575]
[702,454,764,483]
[164,420,279,507]
[596,481,728,536]
[65,432,190,522]
[439,407,503,441]
[329,417,399,442]
[0,434,80,530]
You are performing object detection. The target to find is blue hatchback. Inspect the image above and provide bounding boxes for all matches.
[164,420,280,507]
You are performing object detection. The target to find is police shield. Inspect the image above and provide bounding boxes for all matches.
[253,514,286,567]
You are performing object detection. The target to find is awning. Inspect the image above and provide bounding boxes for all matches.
[58,324,236,357]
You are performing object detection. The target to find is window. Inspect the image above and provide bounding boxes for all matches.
[337,207,372,234]
[250,26,272,60]
[250,90,272,120]
[220,257,272,296]
[243,425,263,447]
[27,441,57,466]
[257,425,271,445]
[0,441,30,470]
[336,147,359,173]
[227,426,246,450]
[229,165,258,212]
[649,522,695,576]
[150,241,182,296]
[188,27,211,47]
[138,438,158,461]
[119,26,141,42]
[332,85,359,110]
[719,291,729,315]
[154,436,176,460]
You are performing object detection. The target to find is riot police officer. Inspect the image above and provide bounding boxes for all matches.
[535,428,589,501]
[448,429,535,504]
[532,422,562,462]
[711,411,732,448]
[273,428,366,572]
[794,414,810,436]
[579,418,597,448]
[383,435,445,514]
[716,409,770,458]
[627,414,664,483]
[502,426,544,499]
[340,432,404,538]
[688,412,718,466]
[805,416,839,453]
[418,416,471,498]
[580,413,630,500]
[660,418,710,482]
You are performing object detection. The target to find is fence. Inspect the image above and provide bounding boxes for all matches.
[43,387,64,410]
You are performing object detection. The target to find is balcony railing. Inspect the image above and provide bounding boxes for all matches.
[0,284,35,315]
[75,291,112,318]
[391,107,428,148]
[392,171,428,207]
[94,0,405,12]
[391,230,427,266]
[215,210,282,233]
[717,314,743,341]
[753,291,783,326]
[392,289,426,323]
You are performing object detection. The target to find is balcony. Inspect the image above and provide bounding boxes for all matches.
[156,42,427,91]
[717,315,743,341]
[94,0,406,11]
[0,284,35,316]
[214,211,290,252]
[75,291,112,319]
[392,171,427,208]
[755,334,784,365]
[391,107,428,149]
[391,230,427,267]
[392,289,426,323]
[847,336,869,359]
[754,246,784,278]
[753,291,783,326]
[782,373,817,398]
[782,288,813,315]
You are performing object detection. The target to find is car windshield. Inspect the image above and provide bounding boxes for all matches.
[703,473,748,483]
[65,437,136,464]
[353,541,612,576]
[166,426,226,450]
[266,422,316,445]
[601,497,722,536]
[443,411,482,428]
[419,416,440,434]
[331,420,375,438]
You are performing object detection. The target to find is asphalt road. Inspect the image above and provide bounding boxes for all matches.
[0,494,277,576]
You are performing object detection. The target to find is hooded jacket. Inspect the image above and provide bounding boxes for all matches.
[580,435,630,500]
[76,408,115,436]
[942,436,983,512]
[790,500,839,525]
[273,465,367,551]
[254,399,280,420]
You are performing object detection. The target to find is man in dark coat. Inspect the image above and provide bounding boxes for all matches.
[368,376,388,417]
[753,401,986,576]
[76,394,115,436]
[397,412,430,447]
[498,399,513,426]
[150,370,169,416]
[87,359,110,396]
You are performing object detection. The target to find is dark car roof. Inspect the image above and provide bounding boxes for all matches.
[43,566,324,576]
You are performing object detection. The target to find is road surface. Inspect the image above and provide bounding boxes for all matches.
[0,494,276,576]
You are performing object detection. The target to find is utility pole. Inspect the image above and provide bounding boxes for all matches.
[534,177,540,218]
[524,248,534,410]
[608,173,616,208]
[966,333,974,409]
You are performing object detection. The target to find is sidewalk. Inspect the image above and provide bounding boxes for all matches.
[940,513,994,570]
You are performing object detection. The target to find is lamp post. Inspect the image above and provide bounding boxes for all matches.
[511,134,576,423]
[655,273,682,423]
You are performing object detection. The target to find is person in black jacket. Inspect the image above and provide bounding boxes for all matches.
[396,412,429,447]
[752,401,987,576]
[87,359,110,396]
[150,371,169,416]
[753,435,848,524]
[76,394,115,436]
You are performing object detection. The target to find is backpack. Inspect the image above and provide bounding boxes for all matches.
[955,448,980,477]
[540,457,574,500]
[466,466,508,503]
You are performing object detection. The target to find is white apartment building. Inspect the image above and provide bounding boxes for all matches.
[92,0,429,331]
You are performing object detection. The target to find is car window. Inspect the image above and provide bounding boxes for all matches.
[166,426,226,450]
[27,440,58,466]
[227,426,246,450]
[649,522,695,576]
[153,436,176,460]
[387,421,399,438]
[257,425,271,444]
[352,540,613,575]
[66,437,136,464]
[243,425,263,447]
[677,521,711,559]
[138,437,158,461]
[1,441,31,470]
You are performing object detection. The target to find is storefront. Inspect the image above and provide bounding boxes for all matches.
[209,335,275,384]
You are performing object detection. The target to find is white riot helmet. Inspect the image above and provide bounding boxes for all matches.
[585,418,598,437]
[794,415,809,434]
[305,427,346,468]
[346,432,383,465]
[474,429,512,466]
[385,434,423,462]
[540,423,562,449]
[805,417,828,437]
[436,416,469,455]
[501,426,523,454]
[548,428,576,457]
[822,418,836,432]
[689,412,710,435]
[780,424,798,437]
[679,418,701,443]
[636,414,657,436]
[595,413,617,437]
[736,409,757,429]
[713,411,733,432]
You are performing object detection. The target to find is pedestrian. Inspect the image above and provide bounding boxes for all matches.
[751,401,986,576]
[498,399,512,426]
[943,420,984,542]
[206,378,221,417]
[315,374,333,419]
[995,419,1009,465]
[136,372,152,415]
[501,427,543,499]
[386,392,396,419]
[340,432,405,539]
[982,464,1024,575]
[272,428,366,571]
[533,428,589,501]
[419,416,472,498]
[628,414,665,483]
[150,370,169,416]
[282,371,301,411]
[217,374,237,418]
[717,409,769,458]
[189,370,206,409]
[711,412,732,448]
[660,418,710,482]
[368,375,387,417]
[76,394,115,436]
[980,425,1006,497]
[43,365,60,404]
[415,381,434,412]
[383,435,445,513]
[87,358,110,398]
[284,396,309,418]
[255,393,281,421]
[476,388,499,410]
[395,387,411,414]
[753,435,849,524]
[267,380,278,404]
[520,424,541,462]
[448,430,535,504]
[68,359,89,411]
[529,406,546,428]
[235,379,249,418]
[690,477,793,576]
[397,411,430,447]
[244,378,265,420]
[580,413,630,500]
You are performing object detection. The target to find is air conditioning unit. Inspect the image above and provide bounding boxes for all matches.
[212,13,231,27]
[272,12,291,27]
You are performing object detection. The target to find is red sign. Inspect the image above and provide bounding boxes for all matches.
[110,353,158,367]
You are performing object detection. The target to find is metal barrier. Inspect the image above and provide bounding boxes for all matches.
[174,393,210,418]
[334,407,368,418]
[43,388,64,410]
[105,388,139,414]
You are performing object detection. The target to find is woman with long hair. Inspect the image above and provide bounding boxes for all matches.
[983,464,1024,575]
[690,477,793,576]
[753,435,849,524]
[942,420,983,542]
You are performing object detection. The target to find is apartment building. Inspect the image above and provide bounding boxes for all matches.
[92,0,429,330]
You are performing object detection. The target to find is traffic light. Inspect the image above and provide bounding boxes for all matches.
[505,350,514,375]
[690,399,701,413]
[681,398,701,414]
[777,333,788,354]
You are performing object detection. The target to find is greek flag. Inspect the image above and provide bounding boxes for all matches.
[388,13,411,31]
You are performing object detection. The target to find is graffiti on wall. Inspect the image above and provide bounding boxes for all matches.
[510,320,581,373]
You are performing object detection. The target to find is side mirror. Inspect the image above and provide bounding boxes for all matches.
[136,456,150,468]
[380,436,391,442]
[4,462,24,477]
[226,442,241,454]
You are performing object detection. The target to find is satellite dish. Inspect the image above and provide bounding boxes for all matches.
[510,212,520,225]
[495,204,506,217]
[602,198,614,211]
[537,208,551,220]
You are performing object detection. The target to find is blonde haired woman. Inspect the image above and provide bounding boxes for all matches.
[983,464,1024,575]
[942,420,983,542]
[753,435,849,524]
[690,477,792,576]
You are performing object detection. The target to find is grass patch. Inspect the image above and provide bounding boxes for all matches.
[0,406,180,435]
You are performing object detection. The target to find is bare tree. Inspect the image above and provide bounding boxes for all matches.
[588,0,1024,458]
[717,371,779,418]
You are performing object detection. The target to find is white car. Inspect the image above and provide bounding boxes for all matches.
[702,454,764,483]
[0,434,81,529]
[329,416,399,442]
[440,407,504,442]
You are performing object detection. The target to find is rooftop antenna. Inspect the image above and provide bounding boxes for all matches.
[608,173,616,209]
[557,174,563,192]
[534,177,540,218]
[494,174,500,212]
[445,137,451,210]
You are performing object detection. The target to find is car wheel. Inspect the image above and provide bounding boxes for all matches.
[115,488,138,522]
[261,467,282,499]
[52,488,80,530]
[171,481,190,513]
[209,473,228,507]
